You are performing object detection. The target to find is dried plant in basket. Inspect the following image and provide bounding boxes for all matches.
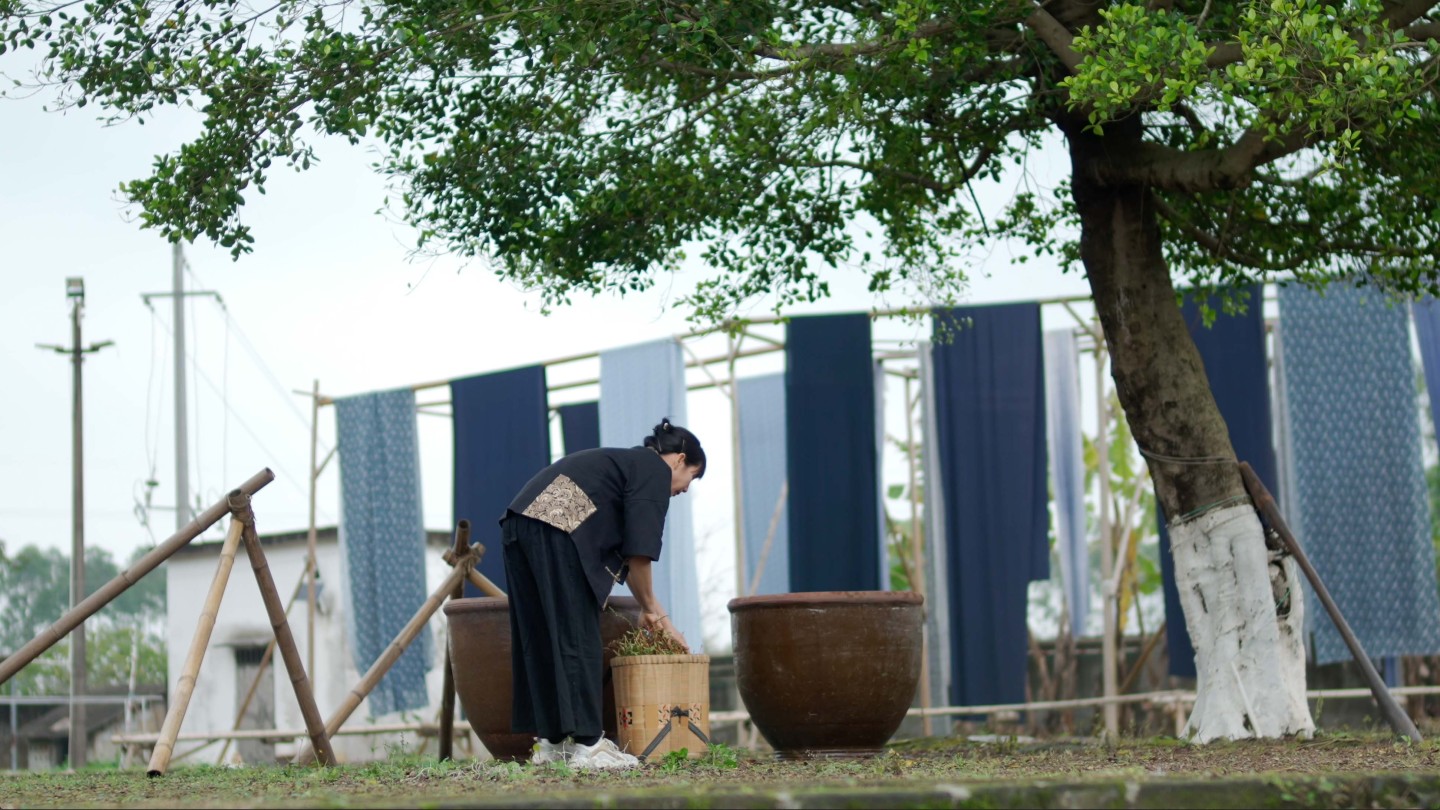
[608,625,691,657]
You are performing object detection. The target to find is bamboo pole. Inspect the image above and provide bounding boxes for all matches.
[466,568,505,598]
[1117,621,1169,697]
[231,491,338,766]
[116,720,479,746]
[146,514,246,776]
[0,468,275,687]
[747,481,788,596]
[293,559,473,764]
[1238,462,1423,743]
[216,559,313,766]
[439,521,470,762]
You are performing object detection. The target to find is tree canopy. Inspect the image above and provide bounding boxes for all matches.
[5,0,1437,321]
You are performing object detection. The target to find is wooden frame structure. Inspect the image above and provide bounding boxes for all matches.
[0,469,343,775]
[292,295,1145,741]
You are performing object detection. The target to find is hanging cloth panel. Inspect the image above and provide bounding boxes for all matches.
[1413,300,1440,435]
[785,314,882,592]
[932,304,1049,708]
[335,388,432,717]
[918,342,953,713]
[452,366,553,596]
[559,401,601,455]
[599,339,703,651]
[1278,285,1440,664]
[737,374,789,596]
[1043,329,1089,639]
[1156,286,1277,677]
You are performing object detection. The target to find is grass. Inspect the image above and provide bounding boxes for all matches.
[1,734,1438,808]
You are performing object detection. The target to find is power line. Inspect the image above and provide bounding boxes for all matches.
[147,312,330,522]
[181,260,331,456]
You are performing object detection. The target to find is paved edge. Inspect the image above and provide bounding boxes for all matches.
[427,771,1440,809]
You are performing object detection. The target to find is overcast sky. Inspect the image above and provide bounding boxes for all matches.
[1,56,1093,648]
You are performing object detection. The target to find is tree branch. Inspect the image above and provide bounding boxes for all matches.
[1407,20,1440,41]
[778,146,998,194]
[1169,102,1208,138]
[643,56,795,82]
[1204,1,1440,68]
[1023,5,1083,72]
[753,17,955,62]
[1079,126,1310,192]
[1151,194,1286,270]
[1381,0,1440,29]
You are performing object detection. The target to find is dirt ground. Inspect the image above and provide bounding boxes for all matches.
[2,734,1437,809]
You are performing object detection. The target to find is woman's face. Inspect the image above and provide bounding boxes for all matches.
[664,453,703,496]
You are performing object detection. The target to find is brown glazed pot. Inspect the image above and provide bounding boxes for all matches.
[443,595,641,761]
[728,591,924,760]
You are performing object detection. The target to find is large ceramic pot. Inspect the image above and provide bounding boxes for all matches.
[729,591,923,760]
[444,595,642,761]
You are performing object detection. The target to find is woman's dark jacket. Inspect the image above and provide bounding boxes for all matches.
[504,446,671,606]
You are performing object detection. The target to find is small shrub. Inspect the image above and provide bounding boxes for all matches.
[658,748,690,773]
[701,743,740,769]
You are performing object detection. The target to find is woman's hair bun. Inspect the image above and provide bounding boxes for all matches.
[640,418,706,478]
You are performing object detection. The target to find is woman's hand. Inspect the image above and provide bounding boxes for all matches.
[641,611,688,650]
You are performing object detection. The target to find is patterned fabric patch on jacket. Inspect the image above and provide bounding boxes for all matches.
[522,474,597,533]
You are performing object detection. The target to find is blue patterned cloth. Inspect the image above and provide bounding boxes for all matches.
[1411,299,1440,443]
[335,388,433,716]
[1277,285,1440,664]
[598,339,703,651]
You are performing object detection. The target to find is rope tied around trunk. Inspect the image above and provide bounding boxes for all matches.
[1137,446,1237,466]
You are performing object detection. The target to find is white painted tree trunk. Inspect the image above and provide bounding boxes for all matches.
[1169,503,1315,742]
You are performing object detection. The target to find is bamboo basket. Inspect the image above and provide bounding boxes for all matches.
[611,654,711,760]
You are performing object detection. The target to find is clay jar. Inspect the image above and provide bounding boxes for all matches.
[728,591,924,759]
[443,595,641,761]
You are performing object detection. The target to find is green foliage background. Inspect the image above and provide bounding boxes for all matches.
[0,541,167,694]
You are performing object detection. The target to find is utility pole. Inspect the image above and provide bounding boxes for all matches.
[37,277,113,771]
[173,242,189,531]
[139,243,221,533]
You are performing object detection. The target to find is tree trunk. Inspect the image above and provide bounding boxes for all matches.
[1063,119,1314,742]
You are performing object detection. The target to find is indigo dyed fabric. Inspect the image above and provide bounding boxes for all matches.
[335,388,432,716]
[1158,286,1277,678]
[737,374,789,596]
[559,401,601,455]
[932,304,1048,708]
[785,314,882,592]
[1043,329,1089,639]
[452,366,552,596]
[1278,284,1440,664]
[598,339,703,651]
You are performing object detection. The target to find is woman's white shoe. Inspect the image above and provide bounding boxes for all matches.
[569,737,640,770]
[530,738,571,765]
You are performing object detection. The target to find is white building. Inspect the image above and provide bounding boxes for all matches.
[165,526,474,764]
